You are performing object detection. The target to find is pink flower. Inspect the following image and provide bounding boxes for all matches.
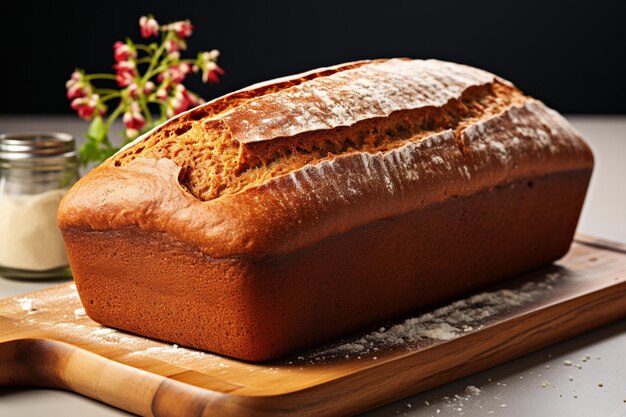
[167,51,181,60]
[178,84,204,107]
[167,20,193,38]
[157,63,191,84]
[166,85,204,117]
[164,38,186,53]
[139,16,159,38]
[114,61,137,87]
[65,71,82,89]
[70,94,102,120]
[167,98,184,118]
[123,102,145,136]
[167,85,188,117]
[198,50,223,83]
[127,83,139,98]
[155,86,168,101]
[202,61,224,84]
[67,84,87,100]
[113,41,135,63]
[66,71,89,99]
[128,81,156,97]
[143,81,155,94]
[185,90,205,107]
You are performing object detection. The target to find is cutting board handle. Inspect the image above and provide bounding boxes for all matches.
[0,339,72,388]
[0,338,234,417]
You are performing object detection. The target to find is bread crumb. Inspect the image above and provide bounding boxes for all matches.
[541,380,550,388]
[74,307,86,317]
[563,360,573,366]
[466,385,481,395]
[569,375,574,381]
[500,404,507,407]
[405,403,412,408]
[424,400,429,406]
[598,382,604,387]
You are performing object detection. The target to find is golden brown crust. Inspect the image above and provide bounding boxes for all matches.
[59,100,593,259]
[57,58,594,360]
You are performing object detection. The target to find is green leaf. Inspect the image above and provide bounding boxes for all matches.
[79,140,101,165]
[100,147,119,161]
[87,116,107,144]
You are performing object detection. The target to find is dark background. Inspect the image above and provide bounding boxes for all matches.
[1,0,624,114]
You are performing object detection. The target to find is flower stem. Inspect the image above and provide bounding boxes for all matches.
[138,95,153,126]
[145,65,170,80]
[134,44,154,54]
[95,88,122,95]
[100,94,121,103]
[106,103,124,126]
[86,73,118,81]
[142,32,171,85]
[104,103,125,149]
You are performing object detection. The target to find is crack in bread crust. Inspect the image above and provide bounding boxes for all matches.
[113,78,523,202]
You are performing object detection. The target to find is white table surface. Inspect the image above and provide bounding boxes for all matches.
[0,115,625,417]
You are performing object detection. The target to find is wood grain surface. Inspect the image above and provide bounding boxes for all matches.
[1,235,625,417]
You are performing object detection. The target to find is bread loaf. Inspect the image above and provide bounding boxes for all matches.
[58,59,593,361]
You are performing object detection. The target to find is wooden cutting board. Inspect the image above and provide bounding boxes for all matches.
[1,235,626,417]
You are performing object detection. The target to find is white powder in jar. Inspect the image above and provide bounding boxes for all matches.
[0,189,68,270]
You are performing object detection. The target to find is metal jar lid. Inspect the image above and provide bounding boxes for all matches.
[0,132,77,164]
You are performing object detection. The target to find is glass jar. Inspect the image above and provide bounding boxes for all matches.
[0,132,79,279]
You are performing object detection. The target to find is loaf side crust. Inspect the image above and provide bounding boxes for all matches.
[65,169,591,361]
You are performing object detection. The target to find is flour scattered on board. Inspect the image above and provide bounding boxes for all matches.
[300,271,560,363]
[408,385,483,414]
[17,297,36,312]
